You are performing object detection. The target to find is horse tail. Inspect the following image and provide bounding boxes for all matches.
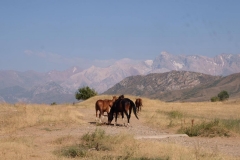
[130,99,139,119]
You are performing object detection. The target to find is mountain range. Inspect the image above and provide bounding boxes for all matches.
[104,70,240,102]
[0,52,240,103]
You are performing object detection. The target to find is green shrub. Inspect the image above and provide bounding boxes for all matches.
[81,128,110,150]
[218,90,229,101]
[50,102,57,105]
[56,128,111,158]
[75,86,97,100]
[211,90,229,102]
[60,146,87,158]
[178,119,230,137]
[210,96,219,102]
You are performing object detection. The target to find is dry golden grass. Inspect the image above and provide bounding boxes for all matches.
[0,102,85,160]
[133,139,229,160]
[137,98,240,133]
[0,103,84,134]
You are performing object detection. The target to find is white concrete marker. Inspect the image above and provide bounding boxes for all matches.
[134,134,188,139]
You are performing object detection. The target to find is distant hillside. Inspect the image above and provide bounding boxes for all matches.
[0,82,76,104]
[103,71,240,102]
[0,67,82,104]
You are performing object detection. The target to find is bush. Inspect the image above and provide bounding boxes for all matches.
[210,96,219,102]
[211,90,229,102]
[218,90,229,101]
[50,102,57,105]
[60,146,87,158]
[75,86,97,100]
[81,128,108,150]
[56,129,111,158]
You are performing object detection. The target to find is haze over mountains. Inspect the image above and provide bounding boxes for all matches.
[1,52,240,103]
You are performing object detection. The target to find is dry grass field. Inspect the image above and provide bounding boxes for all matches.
[0,95,240,160]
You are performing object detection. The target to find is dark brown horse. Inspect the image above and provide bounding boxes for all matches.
[108,96,138,126]
[135,98,143,112]
[95,96,117,123]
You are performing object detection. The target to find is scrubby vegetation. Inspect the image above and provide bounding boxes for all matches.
[177,117,240,137]
[50,102,57,105]
[211,90,229,102]
[178,119,231,137]
[55,128,169,159]
[210,96,219,102]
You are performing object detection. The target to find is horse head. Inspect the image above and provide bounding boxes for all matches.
[108,110,114,124]
[119,95,124,99]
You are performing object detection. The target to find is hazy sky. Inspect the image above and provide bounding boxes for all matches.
[1,0,240,72]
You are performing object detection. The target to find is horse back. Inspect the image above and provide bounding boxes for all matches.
[96,99,110,112]
[122,100,131,111]
[95,100,103,110]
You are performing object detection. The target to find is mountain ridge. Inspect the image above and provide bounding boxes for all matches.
[1,52,240,103]
[104,71,240,102]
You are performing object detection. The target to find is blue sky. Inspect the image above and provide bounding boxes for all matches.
[1,0,240,72]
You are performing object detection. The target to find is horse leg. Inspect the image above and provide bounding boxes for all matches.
[123,110,130,126]
[98,110,103,124]
[127,107,132,126]
[95,110,99,122]
[121,112,125,126]
[114,111,118,126]
[100,111,105,124]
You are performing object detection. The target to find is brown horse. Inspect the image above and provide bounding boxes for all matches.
[95,96,117,123]
[135,98,143,112]
[108,96,138,126]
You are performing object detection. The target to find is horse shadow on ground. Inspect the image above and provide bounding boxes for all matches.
[88,121,126,127]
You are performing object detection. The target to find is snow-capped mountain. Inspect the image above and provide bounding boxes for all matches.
[61,58,152,93]
[151,52,240,76]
